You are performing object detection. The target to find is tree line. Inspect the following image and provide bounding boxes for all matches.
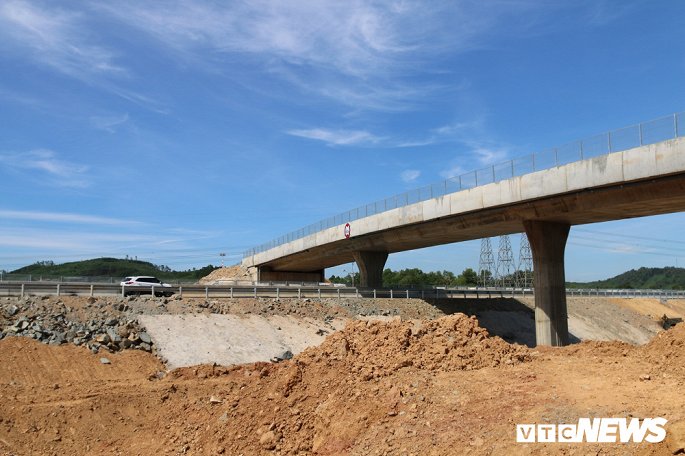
[328,267,479,288]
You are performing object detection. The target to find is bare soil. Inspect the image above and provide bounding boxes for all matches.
[1,295,684,455]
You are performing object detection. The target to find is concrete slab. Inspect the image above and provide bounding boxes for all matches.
[138,314,345,369]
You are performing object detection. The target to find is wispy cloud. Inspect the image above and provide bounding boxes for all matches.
[0,209,141,226]
[440,165,468,180]
[439,142,511,179]
[0,1,124,78]
[90,113,129,132]
[0,229,144,250]
[0,149,91,188]
[95,1,543,111]
[400,169,421,183]
[287,128,380,146]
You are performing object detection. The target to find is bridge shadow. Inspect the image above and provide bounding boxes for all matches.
[426,298,581,347]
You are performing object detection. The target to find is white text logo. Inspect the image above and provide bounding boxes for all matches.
[516,418,667,443]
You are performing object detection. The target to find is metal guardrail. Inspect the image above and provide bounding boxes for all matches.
[1,282,684,300]
[244,111,685,258]
[0,274,198,285]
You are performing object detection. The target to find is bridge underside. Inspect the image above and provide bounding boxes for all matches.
[257,173,685,274]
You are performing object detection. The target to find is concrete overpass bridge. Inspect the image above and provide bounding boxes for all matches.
[243,112,685,346]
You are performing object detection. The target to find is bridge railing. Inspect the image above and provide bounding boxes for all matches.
[245,112,685,258]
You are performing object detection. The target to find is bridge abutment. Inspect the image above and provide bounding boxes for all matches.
[353,251,388,288]
[523,220,570,347]
[257,267,324,283]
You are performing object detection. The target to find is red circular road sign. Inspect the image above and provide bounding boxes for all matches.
[344,223,351,239]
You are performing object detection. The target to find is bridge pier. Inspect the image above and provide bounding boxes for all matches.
[523,220,570,347]
[353,251,388,288]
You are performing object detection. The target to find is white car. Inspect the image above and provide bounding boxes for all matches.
[120,276,173,297]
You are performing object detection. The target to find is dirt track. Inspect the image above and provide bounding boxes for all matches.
[1,295,684,455]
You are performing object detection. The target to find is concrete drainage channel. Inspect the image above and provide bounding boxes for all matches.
[138,314,346,369]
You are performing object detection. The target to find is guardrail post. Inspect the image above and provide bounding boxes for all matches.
[318,288,321,299]
[205,287,209,299]
[373,289,377,298]
[390,289,393,299]
[179,286,183,298]
[90,284,94,297]
[421,289,424,299]
[298,288,301,299]
[276,287,279,299]
[56,284,60,296]
[337,288,340,300]
[121,286,125,298]
[253,287,257,298]
[21,283,25,298]
[406,290,409,299]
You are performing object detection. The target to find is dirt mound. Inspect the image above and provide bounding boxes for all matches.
[300,313,531,379]
[3,311,685,455]
[643,321,685,372]
[198,265,254,284]
[165,314,532,454]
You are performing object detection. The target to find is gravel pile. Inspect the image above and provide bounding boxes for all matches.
[1,296,154,354]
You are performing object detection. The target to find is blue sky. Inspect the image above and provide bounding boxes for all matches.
[1,0,685,281]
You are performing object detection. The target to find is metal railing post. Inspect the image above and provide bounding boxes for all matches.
[21,283,25,298]
[90,284,94,297]
[676,113,680,137]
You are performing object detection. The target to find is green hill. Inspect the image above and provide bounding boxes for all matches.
[10,258,218,282]
[567,267,685,290]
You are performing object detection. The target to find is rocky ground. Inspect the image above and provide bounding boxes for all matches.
[1,294,684,455]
